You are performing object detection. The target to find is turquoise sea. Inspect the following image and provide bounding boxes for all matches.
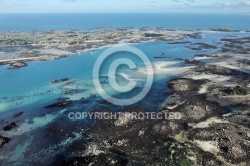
[0,13,250,165]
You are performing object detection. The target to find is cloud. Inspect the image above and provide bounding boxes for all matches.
[243,0,250,5]
[173,0,181,3]
[1,0,250,13]
[63,0,77,2]
[217,2,230,7]
[237,0,250,6]
[183,3,191,8]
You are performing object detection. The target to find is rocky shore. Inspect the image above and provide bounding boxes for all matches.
[0,28,242,69]
[1,29,250,165]
[0,28,191,68]
[57,35,250,166]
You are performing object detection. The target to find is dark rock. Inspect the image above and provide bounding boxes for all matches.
[221,37,250,44]
[229,114,250,128]
[168,41,191,44]
[61,78,69,82]
[154,56,167,59]
[65,81,74,86]
[154,53,167,59]
[94,152,129,166]
[185,33,202,39]
[172,94,224,122]
[100,80,108,84]
[238,59,250,65]
[144,33,163,38]
[61,156,97,166]
[51,78,70,84]
[195,54,219,58]
[45,101,72,108]
[97,100,111,105]
[0,135,11,147]
[175,58,184,61]
[200,153,224,166]
[153,121,183,135]
[196,64,247,76]
[62,153,127,166]
[3,122,18,131]
[210,28,239,32]
[185,59,204,65]
[195,43,217,49]
[186,43,217,50]
[167,78,207,93]
[13,112,24,118]
[47,123,64,134]
[188,123,250,164]
[220,146,230,153]
[64,89,85,95]
[64,91,73,95]
[9,62,27,69]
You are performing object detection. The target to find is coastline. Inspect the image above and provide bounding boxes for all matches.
[0,27,250,165]
[1,28,246,69]
[87,50,250,166]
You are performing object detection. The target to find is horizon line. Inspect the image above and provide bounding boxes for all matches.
[1,11,250,14]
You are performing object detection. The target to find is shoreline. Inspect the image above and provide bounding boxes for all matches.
[1,28,248,69]
[1,27,250,165]
[86,52,250,166]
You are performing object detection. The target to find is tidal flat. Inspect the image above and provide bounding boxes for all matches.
[0,28,250,166]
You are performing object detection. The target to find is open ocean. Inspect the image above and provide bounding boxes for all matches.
[0,13,250,31]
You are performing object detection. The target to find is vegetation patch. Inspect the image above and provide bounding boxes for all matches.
[225,86,248,95]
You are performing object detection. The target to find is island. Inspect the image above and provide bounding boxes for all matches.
[0,28,250,166]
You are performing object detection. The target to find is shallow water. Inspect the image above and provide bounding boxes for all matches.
[0,31,249,165]
[0,40,197,111]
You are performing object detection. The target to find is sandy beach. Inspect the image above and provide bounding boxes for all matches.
[1,28,250,166]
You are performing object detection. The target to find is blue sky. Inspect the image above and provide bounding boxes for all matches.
[0,0,250,13]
